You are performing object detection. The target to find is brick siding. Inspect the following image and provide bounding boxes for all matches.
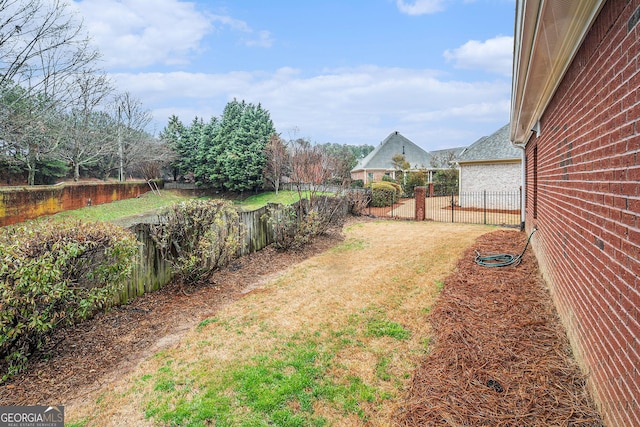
[525,1,640,425]
[459,162,521,194]
[350,169,391,184]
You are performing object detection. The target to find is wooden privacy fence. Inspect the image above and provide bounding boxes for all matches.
[116,198,348,304]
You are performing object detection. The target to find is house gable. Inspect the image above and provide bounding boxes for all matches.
[352,131,431,172]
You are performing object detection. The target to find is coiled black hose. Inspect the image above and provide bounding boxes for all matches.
[474,227,538,268]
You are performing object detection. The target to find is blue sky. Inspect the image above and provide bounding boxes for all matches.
[72,0,515,150]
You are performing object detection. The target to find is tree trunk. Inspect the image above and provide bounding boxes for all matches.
[74,162,80,181]
[27,164,36,186]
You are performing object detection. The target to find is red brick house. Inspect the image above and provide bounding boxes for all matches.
[511,0,640,425]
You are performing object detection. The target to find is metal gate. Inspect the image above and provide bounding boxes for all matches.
[368,190,521,227]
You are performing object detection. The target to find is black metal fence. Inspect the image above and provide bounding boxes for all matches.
[367,190,521,227]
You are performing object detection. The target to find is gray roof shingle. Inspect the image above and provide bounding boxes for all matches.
[352,131,464,171]
[456,124,521,163]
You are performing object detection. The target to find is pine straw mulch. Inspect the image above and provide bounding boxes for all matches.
[396,229,604,427]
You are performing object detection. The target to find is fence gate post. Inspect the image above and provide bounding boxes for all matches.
[451,192,455,223]
[414,186,426,221]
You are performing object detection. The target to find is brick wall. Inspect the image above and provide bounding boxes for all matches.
[0,181,157,227]
[525,1,640,425]
[350,169,391,184]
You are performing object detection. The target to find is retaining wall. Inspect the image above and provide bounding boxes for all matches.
[0,181,159,227]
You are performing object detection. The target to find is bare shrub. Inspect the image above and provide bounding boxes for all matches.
[150,200,244,284]
[267,196,346,250]
[345,189,371,216]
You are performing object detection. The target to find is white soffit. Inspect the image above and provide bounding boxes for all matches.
[510,0,606,144]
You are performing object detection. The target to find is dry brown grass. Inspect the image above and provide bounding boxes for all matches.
[66,220,492,426]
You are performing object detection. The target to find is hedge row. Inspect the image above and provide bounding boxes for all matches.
[0,220,138,381]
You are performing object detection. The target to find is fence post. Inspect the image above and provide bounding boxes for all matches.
[414,186,426,221]
[451,191,455,223]
[519,186,524,231]
[391,192,395,218]
[483,190,487,225]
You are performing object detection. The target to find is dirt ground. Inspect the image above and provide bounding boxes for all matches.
[0,218,602,426]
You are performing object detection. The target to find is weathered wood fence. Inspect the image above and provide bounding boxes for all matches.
[117,200,347,304]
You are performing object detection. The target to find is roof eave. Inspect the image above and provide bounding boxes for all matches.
[510,0,606,145]
[458,158,521,165]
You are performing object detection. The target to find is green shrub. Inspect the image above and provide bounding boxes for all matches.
[403,171,427,197]
[350,179,364,188]
[381,174,396,183]
[0,220,138,381]
[150,199,244,284]
[433,169,459,195]
[369,182,401,207]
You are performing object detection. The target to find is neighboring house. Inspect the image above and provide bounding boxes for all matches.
[456,123,521,210]
[350,131,462,184]
[511,1,639,425]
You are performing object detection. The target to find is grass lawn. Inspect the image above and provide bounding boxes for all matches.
[235,190,332,211]
[42,190,317,224]
[47,190,193,223]
[66,221,494,426]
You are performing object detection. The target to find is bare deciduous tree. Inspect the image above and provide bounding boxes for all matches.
[129,135,176,180]
[58,70,114,181]
[263,133,289,194]
[112,92,153,181]
[0,0,100,184]
[290,138,333,193]
[0,0,98,92]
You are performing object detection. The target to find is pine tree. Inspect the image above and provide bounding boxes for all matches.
[199,99,275,191]
[159,115,188,180]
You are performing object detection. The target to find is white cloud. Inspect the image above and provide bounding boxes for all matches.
[210,15,274,48]
[396,0,447,15]
[111,66,510,149]
[74,0,212,68]
[444,35,514,76]
[73,0,272,69]
[244,30,275,48]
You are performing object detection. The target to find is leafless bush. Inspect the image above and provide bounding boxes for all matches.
[345,189,371,216]
[267,196,347,250]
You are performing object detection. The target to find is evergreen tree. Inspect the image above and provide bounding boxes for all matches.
[160,115,213,182]
[194,116,220,185]
[200,99,275,191]
[159,115,187,180]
